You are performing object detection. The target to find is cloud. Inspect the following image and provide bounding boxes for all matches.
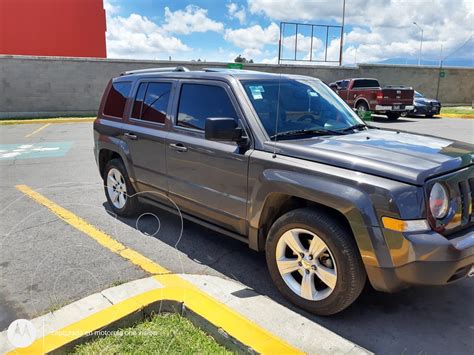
[227,2,246,24]
[248,0,343,21]
[224,22,279,51]
[103,0,120,15]
[105,4,225,59]
[106,14,190,59]
[162,5,224,34]
[248,0,474,64]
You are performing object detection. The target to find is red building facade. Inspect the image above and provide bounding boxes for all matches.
[0,0,106,57]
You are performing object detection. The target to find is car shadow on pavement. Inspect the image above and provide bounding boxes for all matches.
[109,202,473,354]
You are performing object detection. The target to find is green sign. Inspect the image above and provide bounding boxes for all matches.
[227,63,243,69]
[439,71,446,78]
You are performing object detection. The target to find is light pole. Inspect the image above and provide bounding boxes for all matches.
[339,0,346,66]
[413,22,423,66]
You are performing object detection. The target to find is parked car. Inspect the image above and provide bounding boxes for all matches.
[94,68,474,316]
[329,78,414,120]
[401,91,441,118]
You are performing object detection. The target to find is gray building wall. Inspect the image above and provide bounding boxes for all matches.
[1,55,473,118]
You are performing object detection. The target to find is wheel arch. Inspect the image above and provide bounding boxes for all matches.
[96,139,137,186]
[98,149,122,177]
[255,193,353,251]
[354,97,370,109]
[247,170,388,269]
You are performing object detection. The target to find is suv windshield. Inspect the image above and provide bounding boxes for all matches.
[241,78,364,139]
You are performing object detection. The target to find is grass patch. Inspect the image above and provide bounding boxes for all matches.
[72,313,231,354]
[441,106,474,115]
[110,279,127,287]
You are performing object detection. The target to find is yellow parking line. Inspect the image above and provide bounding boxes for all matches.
[25,123,51,138]
[0,117,95,125]
[14,185,303,354]
[15,185,169,275]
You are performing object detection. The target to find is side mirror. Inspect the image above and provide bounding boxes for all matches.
[205,117,243,142]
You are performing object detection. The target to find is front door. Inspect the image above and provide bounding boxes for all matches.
[166,81,250,234]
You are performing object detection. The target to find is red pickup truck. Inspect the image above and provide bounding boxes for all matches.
[329,78,414,120]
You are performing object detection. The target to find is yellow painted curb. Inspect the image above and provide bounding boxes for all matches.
[440,113,474,119]
[9,287,302,354]
[13,185,303,354]
[0,117,95,125]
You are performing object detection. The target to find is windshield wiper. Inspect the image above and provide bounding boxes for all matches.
[270,128,345,140]
[339,123,368,132]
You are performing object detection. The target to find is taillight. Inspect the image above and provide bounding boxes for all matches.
[376,91,383,101]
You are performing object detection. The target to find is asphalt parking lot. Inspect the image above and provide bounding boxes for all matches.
[1,116,473,354]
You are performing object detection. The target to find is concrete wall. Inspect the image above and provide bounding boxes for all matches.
[1,55,473,118]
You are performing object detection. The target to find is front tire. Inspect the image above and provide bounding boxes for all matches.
[266,208,366,316]
[103,158,140,217]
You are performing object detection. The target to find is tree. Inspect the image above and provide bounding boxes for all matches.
[234,54,253,63]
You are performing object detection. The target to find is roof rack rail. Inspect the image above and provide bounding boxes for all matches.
[203,67,258,73]
[120,66,190,76]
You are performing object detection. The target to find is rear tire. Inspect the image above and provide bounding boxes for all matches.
[265,208,366,316]
[103,158,140,217]
[386,112,399,120]
[355,101,369,117]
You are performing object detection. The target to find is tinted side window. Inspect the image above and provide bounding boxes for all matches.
[103,82,131,118]
[131,83,147,118]
[142,83,171,123]
[352,79,380,89]
[177,84,237,130]
[340,80,349,89]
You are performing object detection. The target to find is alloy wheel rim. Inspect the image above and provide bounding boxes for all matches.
[276,228,337,301]
[106,168,127,209]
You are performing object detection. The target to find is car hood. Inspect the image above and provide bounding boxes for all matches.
[266,129,474,185]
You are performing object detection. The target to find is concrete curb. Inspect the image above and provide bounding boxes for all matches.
[439,114,474,119]
[1,276,372,355]
[0,117,95,125]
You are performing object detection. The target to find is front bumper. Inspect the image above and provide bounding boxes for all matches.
[366,227,474,292]
[411,105,441,115]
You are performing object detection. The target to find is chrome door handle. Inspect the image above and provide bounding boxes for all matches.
[124,132,137,140]
[169,143,188,152]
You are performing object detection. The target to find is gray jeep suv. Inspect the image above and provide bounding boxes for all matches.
[94,67,473,315]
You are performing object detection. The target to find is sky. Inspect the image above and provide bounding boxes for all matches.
[104,0,474,67]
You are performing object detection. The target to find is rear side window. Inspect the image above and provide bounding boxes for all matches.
[352,79,379,89]
[177,84,238,130]
[131,82,171,124]
[103,81,131,118]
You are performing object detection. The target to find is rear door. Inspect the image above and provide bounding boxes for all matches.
[122,79,174,198]
[166,80,250,234]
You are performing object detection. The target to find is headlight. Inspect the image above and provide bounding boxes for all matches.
[429,183,449,219]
